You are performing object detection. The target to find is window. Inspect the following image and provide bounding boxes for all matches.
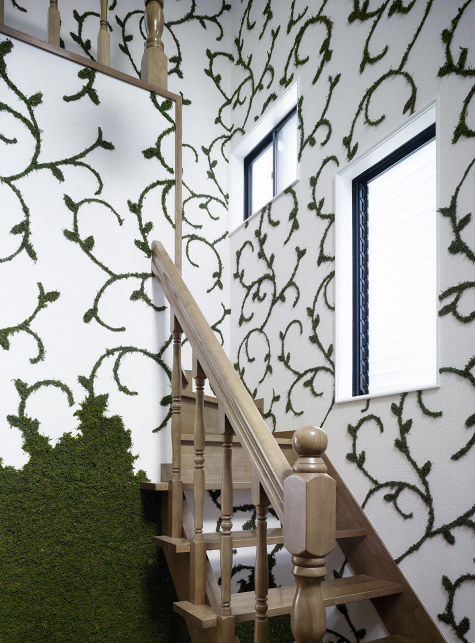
[244,107,297,220]
[352,124,436,397]
[335,104,438,402]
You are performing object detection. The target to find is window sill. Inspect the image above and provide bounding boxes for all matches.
[229,178,299,238]
[335,381,440,405]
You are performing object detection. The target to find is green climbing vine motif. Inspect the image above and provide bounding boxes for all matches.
[70,9,113,61]
[277,157,338,424]
[0,283,59,363]
[438,571,475,642]
[78,341,172,433]
[346,394,475,564]
[280,0,333,89]
[63,67,100,105]
[438,157,475,325]
[438,0,474,144]
[440,357,475,462]
[0,39,114,263]
[233,200,306,420]
[62,193,164,332]
[342,0,434,160]
[297,74,340,162]
[7,378,74,457]
[438,0,474,79]
[8,0,26,13]
[107,5,231,334]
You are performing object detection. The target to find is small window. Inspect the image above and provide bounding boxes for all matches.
[244,107,297,220]
[352,124,437,397]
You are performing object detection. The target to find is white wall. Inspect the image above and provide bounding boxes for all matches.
[227,2,474,640]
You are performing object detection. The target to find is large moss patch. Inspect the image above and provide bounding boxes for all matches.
[0,393,188,642]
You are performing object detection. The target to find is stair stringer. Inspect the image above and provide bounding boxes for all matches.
[324,455,445,642]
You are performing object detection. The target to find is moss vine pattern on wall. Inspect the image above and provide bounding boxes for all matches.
[1,0,232,637]
[2,0,474,641]
[228,1,474,641]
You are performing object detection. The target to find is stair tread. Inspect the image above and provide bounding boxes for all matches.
[367,637,414,642]
[174,575,404,628]
[140,480,252,491]
[155,526,367,552]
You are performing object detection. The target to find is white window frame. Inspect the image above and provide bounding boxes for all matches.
[334,101,440,403]
[228,81,299,235]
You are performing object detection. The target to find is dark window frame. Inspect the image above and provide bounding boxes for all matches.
[352,123,436,397]
[244,106,297,221]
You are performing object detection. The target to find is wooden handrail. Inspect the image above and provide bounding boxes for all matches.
[151,241,290,521]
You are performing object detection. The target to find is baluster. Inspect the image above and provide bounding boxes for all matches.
[252,472,269,643]
[48,0,61,47]
[168,315,183,538]
[283,426,336,642]
[217,410,235,640]
[0,0,4,25]
[189,356,207,604]
[141,0,168,90]
[97,0,110,66]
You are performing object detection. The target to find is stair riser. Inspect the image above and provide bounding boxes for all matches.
[162,437,297,488]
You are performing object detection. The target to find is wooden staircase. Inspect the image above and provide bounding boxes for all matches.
[142,243,444,643]
[143,241,445,642]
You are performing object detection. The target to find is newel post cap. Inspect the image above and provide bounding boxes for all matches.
[292,425,328,473]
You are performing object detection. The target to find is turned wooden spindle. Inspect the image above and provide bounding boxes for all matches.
[168,315,183,538]
[48,0,61,47]
[217,410,235,640]
[141,0,168,90]
[283,426,336,642]
[252,473,270,643]
[189,356,207,604]
[97,0,110,66]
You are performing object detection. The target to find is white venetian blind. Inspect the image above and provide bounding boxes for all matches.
[367,139,437,395]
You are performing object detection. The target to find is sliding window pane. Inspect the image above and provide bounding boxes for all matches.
[367,139,437,394]
[251,143,273,215]
[276,112,297,193]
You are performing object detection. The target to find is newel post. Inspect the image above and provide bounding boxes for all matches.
[141,0,168,90]
[283,426,336,642]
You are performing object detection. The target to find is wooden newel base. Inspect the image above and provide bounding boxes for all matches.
[168,478,183,538]
[290,555,327,642]
[216,614,236,642]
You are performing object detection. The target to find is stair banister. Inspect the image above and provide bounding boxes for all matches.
[151,240,336,641]
[152,240,290,521]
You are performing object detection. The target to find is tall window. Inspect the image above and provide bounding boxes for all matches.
[244,107,297,220]
[352,124,437,397]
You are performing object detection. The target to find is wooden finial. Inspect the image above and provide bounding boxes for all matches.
[141,0,168,90]
[97,0,110,66]
[292,425,328,473]
[48,0,61,47]
[283,426,336,642]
